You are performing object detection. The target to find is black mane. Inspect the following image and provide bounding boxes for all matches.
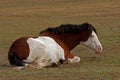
[40,23,97,35]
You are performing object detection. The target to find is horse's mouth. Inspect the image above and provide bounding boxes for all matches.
[95,46,103,53]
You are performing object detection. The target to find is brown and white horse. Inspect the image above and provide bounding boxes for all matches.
[8,23,103,69]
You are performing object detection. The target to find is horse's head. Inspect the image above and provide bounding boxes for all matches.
[81,23,103,53]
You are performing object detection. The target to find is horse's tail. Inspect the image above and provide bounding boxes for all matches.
[8,52,25,67]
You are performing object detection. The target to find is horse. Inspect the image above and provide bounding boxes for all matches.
[8,23,103,69]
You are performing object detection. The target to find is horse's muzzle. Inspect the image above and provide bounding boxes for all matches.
[95,45,103,53]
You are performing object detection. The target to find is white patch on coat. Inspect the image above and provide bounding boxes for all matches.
[82,31,103,53]
[68,56,80,63]
[23,36,65,68]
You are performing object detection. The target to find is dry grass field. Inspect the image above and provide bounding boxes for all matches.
[0,0,120,80]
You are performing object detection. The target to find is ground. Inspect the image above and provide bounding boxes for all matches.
[0,0,120,80]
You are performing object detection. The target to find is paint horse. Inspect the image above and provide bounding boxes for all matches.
[8,23,103,69]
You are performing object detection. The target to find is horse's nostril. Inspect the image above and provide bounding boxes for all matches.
[96,45,103,53]
[99,46,101,50]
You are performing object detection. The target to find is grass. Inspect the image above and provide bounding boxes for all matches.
[0,0,120,80]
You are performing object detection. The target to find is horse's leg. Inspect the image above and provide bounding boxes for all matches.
[58,41,80,63]
[65,52,80,63]
[67,55,80,63]
[28,58,53,69]
[28,63,41,69]
[27,59,45,69]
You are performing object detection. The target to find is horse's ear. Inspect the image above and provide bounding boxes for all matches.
[87,23,97,35]
[87,23,90,30]
[87,24,92,36]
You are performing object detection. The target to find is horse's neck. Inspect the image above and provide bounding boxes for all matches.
[40,32,81,51]
[59,33,81,50]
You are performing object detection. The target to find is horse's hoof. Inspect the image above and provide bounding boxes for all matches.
[59,59,64,64]
[68,56,80,63]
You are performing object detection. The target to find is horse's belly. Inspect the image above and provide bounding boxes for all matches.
[23,36,65,64]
